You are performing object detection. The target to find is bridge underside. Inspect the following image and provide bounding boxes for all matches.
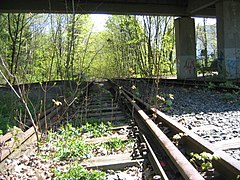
[0,0,240,80]
[0,0,216,17]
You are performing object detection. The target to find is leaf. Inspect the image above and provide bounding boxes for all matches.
[166,99,172,106]
[213,154,220,160]
[169,94,174,100]
[200,152,213,160]
[201,162,207,170]
[173,134,181,140]
[202,161,212,170]
[52,99,62,106]
[156,95,165,102]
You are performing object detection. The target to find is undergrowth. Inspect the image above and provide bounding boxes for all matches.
[81,121,112,137]
[103,137,133,151]
[0,92,24,134]
[41,122,114,161]
[39,122,133,178]
[43,124,92,161]
[0,89,59,134]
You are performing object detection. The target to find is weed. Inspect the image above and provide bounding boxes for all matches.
[131,85,140,97]
[0,90,55,134]
[219,81,240,89]
[0,93,23,133]
[54,164,105,180]
[81,121,112,138]
[207,82,216,90]
[172,133,186,146]
[43,124,92,161]
[103,137,133,152]
[221,91,239,103]
[156,93,174,112]
[190,152,220,171]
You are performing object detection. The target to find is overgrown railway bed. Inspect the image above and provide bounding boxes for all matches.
[0,79,240,179]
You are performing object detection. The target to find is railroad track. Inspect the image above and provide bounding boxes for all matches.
[110,79,240,179]
[113,78,240,92]
[0,80,240,179]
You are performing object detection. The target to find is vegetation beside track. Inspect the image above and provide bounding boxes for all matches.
[38,122,133,178]
[0,91,47,135]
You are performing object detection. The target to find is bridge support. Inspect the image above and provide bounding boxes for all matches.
[175,17,197,79]
[216,0,240,79]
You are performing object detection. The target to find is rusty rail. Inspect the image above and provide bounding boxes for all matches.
[120,89,204,180]
[111,79,240,180]
[152,108,240,180]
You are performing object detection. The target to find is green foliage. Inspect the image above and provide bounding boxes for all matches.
[103,137,132,151]
[0,89,56,134]
[131,85,140,97]
[0,92,23,134]
[221,91,240,103]
[219,81,240,90]
[1,13,178,81]
[207,82,216,90]
[44,124,92,161]
[54,164,105,180]
[81,121,112,138]
[102,15,176,78]
[156,93,174,111]
[190,152,220,171]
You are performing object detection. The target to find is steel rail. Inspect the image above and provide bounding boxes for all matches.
[120,90,204,180]
[111,79,240,180]
[113,78,240,92]
[152,108,240,180]
[141,134,169,180]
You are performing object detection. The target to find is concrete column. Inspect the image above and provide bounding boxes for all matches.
[216,0,240,79]
[175,17,197,79]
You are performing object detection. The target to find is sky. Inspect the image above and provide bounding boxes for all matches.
[195,17,216,26]
[91,14,110,32]
[91,14,217,32]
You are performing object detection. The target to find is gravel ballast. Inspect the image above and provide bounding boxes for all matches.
[158,85,240,161]
[118,80,240,161]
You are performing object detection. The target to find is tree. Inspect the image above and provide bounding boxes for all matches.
[7,13,34,84]
[196,18,217,74]
[103,15,175,78]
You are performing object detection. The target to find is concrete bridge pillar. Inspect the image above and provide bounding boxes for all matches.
[216,0,240,79]
[174,17,197,79]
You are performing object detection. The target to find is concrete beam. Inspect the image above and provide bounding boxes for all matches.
[188,0,217,14]
[0,0,187,16]
[0,0,215,17]
[175,17,197,79]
